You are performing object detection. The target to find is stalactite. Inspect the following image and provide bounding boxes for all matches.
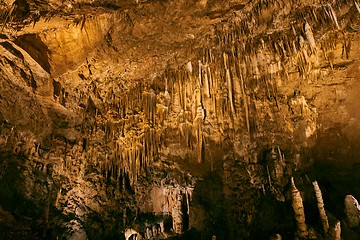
[327,4,340,29]
[105,154,109,179]
[292,40,298,55]
[313,181,329,234]
[223,52,236,115]
[284,37,292,57]
[267,165,272,189]
[203,63,211,98]
[151,128,157,159]
[185,61,193,74]
[240,72,250,135]
[291,177,308,239]
[264,76,272,101]
[183,76,187,111]
[185,188,192,215]
[356,1,360,14]
[177,75,184,111]
[195,117,203,164]
[342,33,351,59]
[198,60,202,86]
[278,40,287,59]
[312,8,318,22]
[191,87,205,163]
[143,89,157,125]
[271,76,279,108]
[304,22,316,53]
[207,65,213,97]
[122,168,127,191]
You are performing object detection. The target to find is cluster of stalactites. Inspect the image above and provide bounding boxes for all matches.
[162,1,355,143]
[99,125,161,189]
[81,0,355,189]
[217,0,355,76]
[86,82,163,189]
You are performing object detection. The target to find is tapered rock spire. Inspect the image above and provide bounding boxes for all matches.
[312,181,329,234]
[291,177,308,238]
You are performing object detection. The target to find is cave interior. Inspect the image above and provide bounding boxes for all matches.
[1,0,360,239]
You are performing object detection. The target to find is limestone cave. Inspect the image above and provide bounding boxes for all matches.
[1,0,360,239]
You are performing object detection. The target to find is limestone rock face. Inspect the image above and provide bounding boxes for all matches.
[345,195,360,228]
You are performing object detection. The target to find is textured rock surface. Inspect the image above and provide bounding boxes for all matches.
[345,195,360,228]
[1,0,360,239]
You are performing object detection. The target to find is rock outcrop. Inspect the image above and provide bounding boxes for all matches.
[345,195,360,228]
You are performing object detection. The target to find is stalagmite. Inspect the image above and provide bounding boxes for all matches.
[327,220,341,240]
[291,177,308,238]
[312,181,329,234]
[185,188,191,215]
[159,221,165,233]
[125,229,141,240]
[146,227,152,239]
[44,183,53,235]
[152,225,158,236]
[344,195,360,228]
[270,234,282,240]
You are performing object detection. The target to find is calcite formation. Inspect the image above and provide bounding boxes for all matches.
[0,0,360,239]
[291,177,308,239]
[345,195,360,228]
[331,221,341,240]
[313,180,329,234]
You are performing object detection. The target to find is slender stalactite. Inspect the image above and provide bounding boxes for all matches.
[239,70,250,135]
[304,22,316,54]
[223,52,236,116]
[198,60,203,86]
[204,63,211,98]
[193,88,204,163]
